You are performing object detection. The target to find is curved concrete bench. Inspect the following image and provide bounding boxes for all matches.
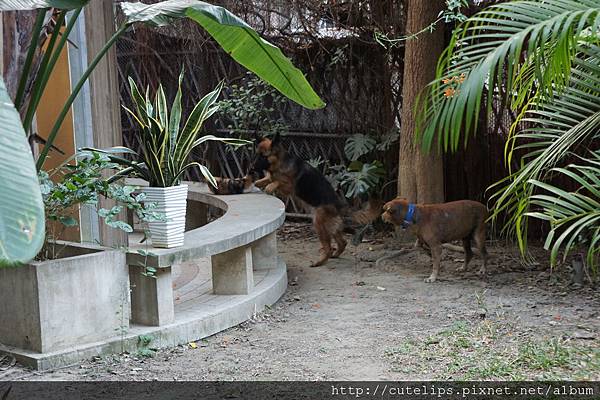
[126,181,287,327]
[0,182,287,370]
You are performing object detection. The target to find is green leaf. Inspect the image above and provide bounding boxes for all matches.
[169,69,184,155]
[197,164,218,188]
[0,77,45,266]
[59,216,78,227]
[177,82,224,159]
[419,0,600,151]
[191,135,250,148]
[526,159,600,271]
[344,134,377,161]
[121,0,325,110]
[155,83,169,131]
[0,0,89,11]
[488,48,600,254]
[105,220,134,233]
[340,162,384,198]
[347,160,364,172]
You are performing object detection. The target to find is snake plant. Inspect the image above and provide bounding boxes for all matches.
[88,71,247,188]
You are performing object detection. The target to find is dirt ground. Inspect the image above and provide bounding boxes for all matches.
[2,222,599,381]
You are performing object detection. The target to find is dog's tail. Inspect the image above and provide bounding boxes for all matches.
[337,196,384,244]
[351,197,384,224]
[337,196,383,224]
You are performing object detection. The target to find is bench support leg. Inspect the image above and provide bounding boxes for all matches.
[252,232,278,270]
[211,246,253,294]
[129,266,175,326]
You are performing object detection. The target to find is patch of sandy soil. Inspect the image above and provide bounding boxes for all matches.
[2,222,599,381]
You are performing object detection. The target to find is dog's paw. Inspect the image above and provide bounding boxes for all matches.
[424,276,437,283]
[265,183,278,194]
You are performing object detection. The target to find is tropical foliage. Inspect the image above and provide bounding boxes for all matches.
[89,73,247,188]
[310,132,397,199]
[419,0,600,269]
[39,151,164,260]
[120,1,325,110]
[216,72,289,138]
[5,0,324,172]
[0,0,324,264]
[0,76,45,266]
[344,134,377,162]
[527,154,600,269]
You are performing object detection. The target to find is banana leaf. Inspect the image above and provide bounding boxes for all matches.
[0,0,89,11]
[0,77,45,266]
[121,0,325,110]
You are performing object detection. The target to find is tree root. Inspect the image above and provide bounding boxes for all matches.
[374,242,483,267]
[375,248,411,267]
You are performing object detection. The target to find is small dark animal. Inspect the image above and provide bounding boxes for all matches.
[381,198,489,283]
[208,175,256,195]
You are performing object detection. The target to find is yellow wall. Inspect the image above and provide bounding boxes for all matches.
[36,40,75,169]
[36,34,80,241]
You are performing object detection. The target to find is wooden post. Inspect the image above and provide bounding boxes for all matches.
[83,1,127,248]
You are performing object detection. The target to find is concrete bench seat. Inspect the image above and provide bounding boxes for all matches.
[126,181,286,327]
[0,181,287,370]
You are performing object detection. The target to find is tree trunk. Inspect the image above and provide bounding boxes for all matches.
[2,11,38,102]
[398,0,445,204]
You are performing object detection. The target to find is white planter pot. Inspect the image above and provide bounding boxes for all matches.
[142,184,188,248]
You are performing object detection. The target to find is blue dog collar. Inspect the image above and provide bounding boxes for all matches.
[403,203,416,227]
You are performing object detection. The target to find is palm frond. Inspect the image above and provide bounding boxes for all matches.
[419,0,600,151]
[527,158,600,271]
[488,46,600,251]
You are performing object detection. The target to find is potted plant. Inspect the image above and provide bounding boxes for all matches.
[0,151,162,353]
[1,0,324,265]
[38,151,164,258]
[90,72,247,248]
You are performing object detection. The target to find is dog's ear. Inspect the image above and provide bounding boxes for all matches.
[394,197,411,207]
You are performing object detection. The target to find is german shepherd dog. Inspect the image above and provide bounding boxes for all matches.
[252,133,378,267]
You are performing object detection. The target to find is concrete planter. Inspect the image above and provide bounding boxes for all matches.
[142,184,188,248]
[0,243,128,353]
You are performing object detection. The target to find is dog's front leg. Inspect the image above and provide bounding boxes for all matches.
[265,180,280,194]
[425,243,442,283]
[254,172,272,189]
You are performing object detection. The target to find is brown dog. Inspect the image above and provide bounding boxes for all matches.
[381,198,489,283]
